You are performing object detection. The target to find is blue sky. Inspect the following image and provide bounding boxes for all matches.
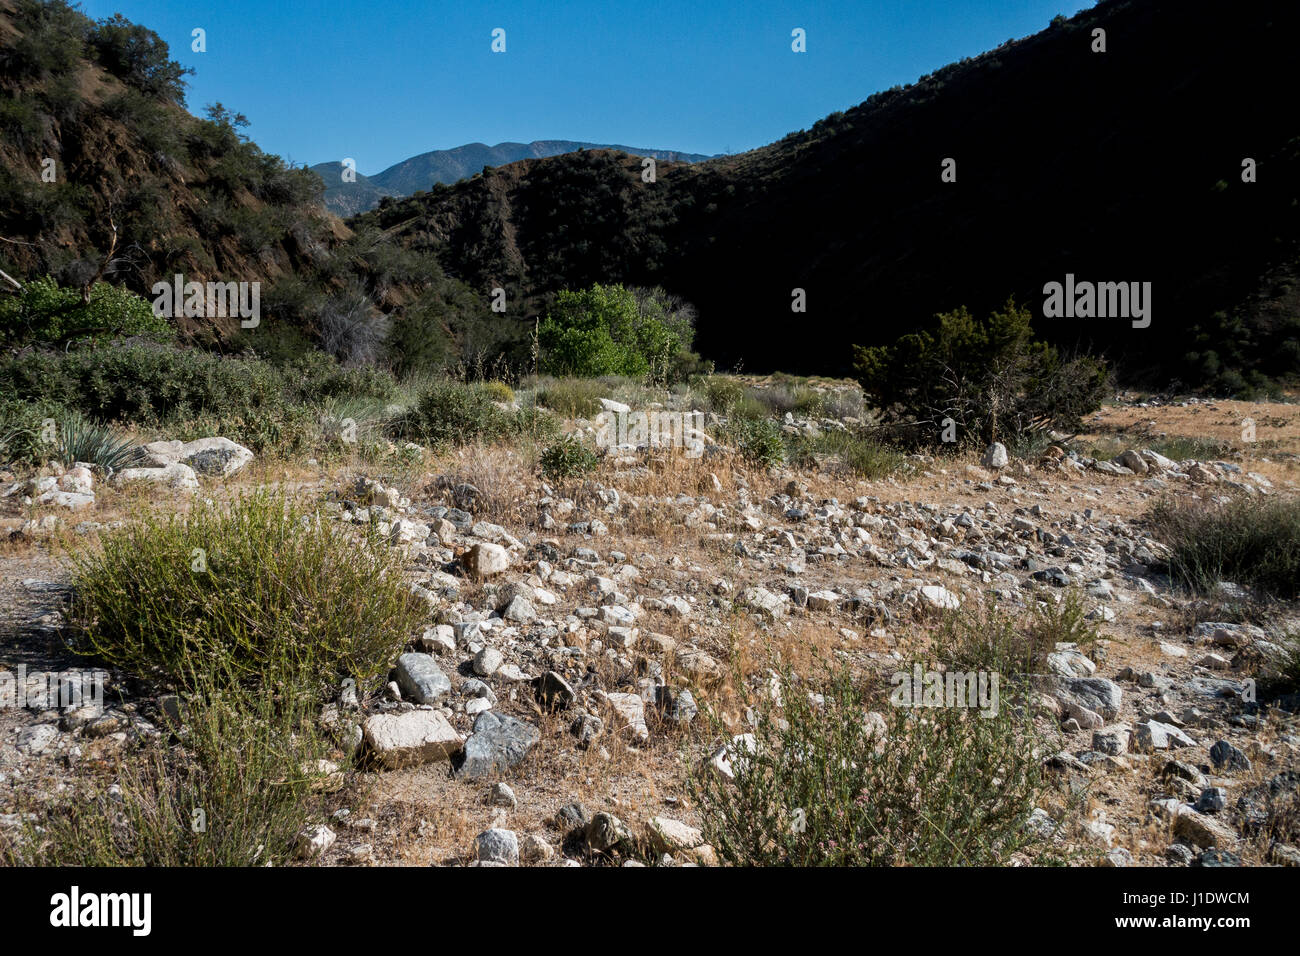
[79,0,1091,174]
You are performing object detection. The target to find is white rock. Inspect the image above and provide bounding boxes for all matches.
[981,443,1009,469]
[464,542,511,577]
[918,585,961,610]
[114,462,200,491]
[363,710,463,768]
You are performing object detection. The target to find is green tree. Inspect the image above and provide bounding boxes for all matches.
[0,276,172,347]
[538,283,696,381]
[89,13,191,103]
[853,298,1108,448]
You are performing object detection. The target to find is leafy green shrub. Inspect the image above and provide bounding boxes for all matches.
[538,283,696,382]
[853,298,1108,448]
[0,400,57,466]
[1148,495,1300,599]
[413,380,515,446]
[0,344,393,448]
[540,434,599,482]
[731,417,785,468]
[69,491,427,694]
[0,276,172,347]
[692,662,1051,866]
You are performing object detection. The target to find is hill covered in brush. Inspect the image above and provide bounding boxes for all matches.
[350,0,1300,394]
[0,0,511,367]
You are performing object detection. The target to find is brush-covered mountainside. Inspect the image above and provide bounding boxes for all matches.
[313,141,716,217]
[0,0,513,363]
[350,0,1300,393]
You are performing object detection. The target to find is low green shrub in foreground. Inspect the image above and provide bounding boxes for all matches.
[69,490,426,693]
[3,492,421,866]
[2,663,330,866]
[691,663,1051,866]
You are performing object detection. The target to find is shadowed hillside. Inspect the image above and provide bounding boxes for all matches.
[351,0,1300,392]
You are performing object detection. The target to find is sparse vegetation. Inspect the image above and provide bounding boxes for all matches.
[1148,495,1300,600]
[691,660,1052,866]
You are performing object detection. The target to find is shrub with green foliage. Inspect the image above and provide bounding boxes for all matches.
[730,416,785,468]
[538,283,697,382]
[87,11,192,103]
[853,299,1108,448]
[0,276,172,347]
[0,400,55,466]
[413,380,515,447]
[69,491,427,694]
[540,434,599,482]
[1148,495,1300,600]
[691,662,1052,866]
[790,429,905,479]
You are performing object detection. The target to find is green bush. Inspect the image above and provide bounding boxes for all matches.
[731,417,785,468]
[413,380,515,446]
[853,298,1108,448]
[540,434,599,482]
[1148,495,1300,600]
[794,430,905,479]
[691,662,1051,866]
[69,490,427,693]
[538,284,696,382]
[0,400,57,466]
[0,276,172,347]
[0,344,395,452]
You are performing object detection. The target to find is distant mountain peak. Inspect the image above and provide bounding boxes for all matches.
[311,140,717,216]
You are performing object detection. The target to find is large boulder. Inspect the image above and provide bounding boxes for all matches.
[142,437,254,477]
[114,462,200,491]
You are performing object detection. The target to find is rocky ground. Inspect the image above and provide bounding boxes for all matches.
[2,394,1299,867]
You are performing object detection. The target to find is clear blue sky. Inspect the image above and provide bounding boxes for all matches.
[79,0,1090,174]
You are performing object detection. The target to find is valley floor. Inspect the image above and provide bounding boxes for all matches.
[2,395,1299,867]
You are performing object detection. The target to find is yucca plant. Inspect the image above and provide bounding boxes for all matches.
[57,413,140,472]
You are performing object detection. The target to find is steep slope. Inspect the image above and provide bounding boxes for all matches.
[0,0,501,360]
[352,0,1300,390]
[313,139,715,217]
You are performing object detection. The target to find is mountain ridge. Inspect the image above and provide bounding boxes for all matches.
[312,139,717,216]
